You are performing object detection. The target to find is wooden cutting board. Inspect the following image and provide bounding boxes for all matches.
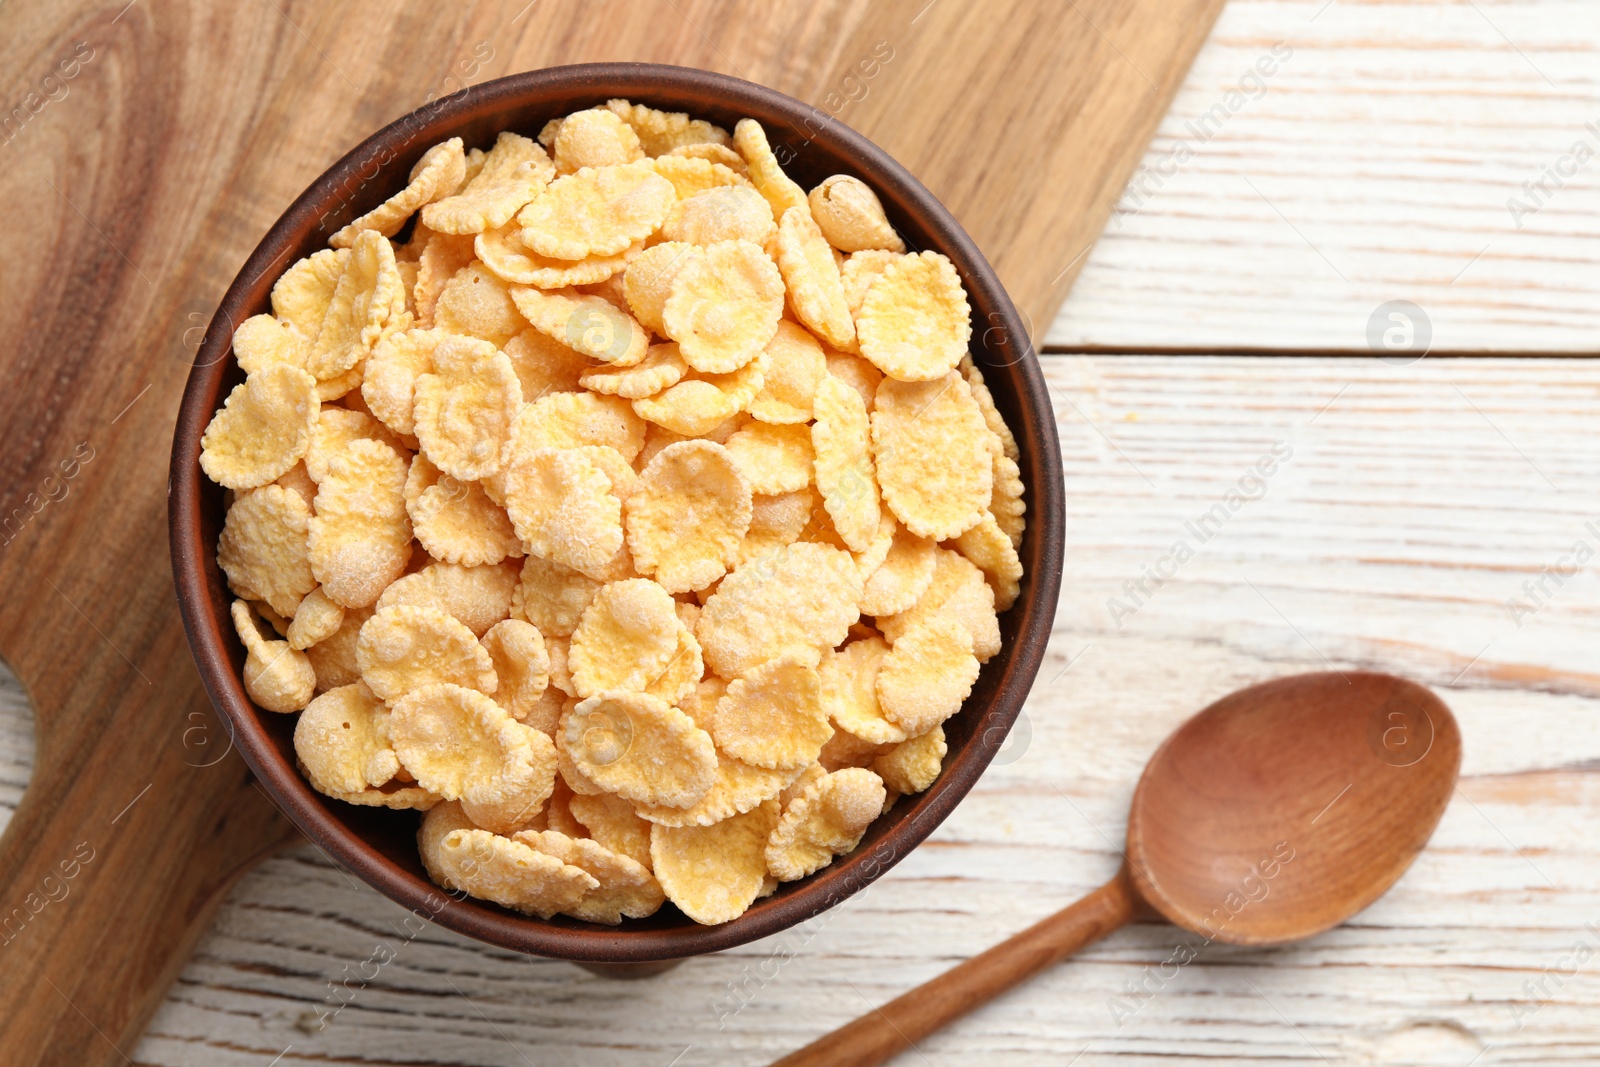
[0,0,1223,1061]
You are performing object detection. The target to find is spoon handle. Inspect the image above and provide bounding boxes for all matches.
[771,868,1139,1067]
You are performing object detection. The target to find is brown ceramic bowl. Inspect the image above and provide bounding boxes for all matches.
[169,63,1063,964]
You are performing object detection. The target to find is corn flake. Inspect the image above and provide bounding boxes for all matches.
[412,336,521,480]
[738,489,813,564]
[747,320,826,425]
[648,155,751,200]
[515,829,664,923]
[362,327,445,436]
[818,724,894,772]
[305,603,373,691]
[232,314,305,376]
[539,776,581,834]
[775,207,855,350]
[272,248,349,340]
[872,372,991,540]
[518,161,675,260]
[808,175,904,254]
[515,554,601,638]
[991,449,1026,551]
[231,600,317,712]
[580,342,687,399]
[308,230,403,380]
[856,250,971,382]
[476,224,640,288]
[415,232,477,328]
[872,724,947,795]
[607,99,732,156]
[320,779,440,811]
[959,354,1019,462]
[307,438,413,607]
[663,185,775,246]
[357,604,497,702]
[561,692,716,808]
[422,131,552,234]
[810,375,881,553]
[725,421,813,495]
[859,523,937,618]
[878,547,1000,662]
[733,119,807,222]
[568,578,682,696]
[405,453,521,566]
[640,620,701,709]
[712,657,830,770]
[331,137,466,247]
[308,409,403,485]
[503,446,625,576]
[287,586,345,650]
[460,789,550,836]
[433,262,523,347]
[553,108,646,174]
[431,825,595,918]
[568,791,654,868]
[295,682,398,795]
[200,363,319,490]
[218,484,316,616]
[825,350,884,412]
[511,285,650,366]
[636,752,799,828]
[954,513,1023,611]
[390,682,555,813]
[626,441,752,594]
[765,767,885,881]
[623,241,701,335]
[632,349,768,437]
[667,141,748,175]
[376,560,518,637]
[840,250,902,319]
[696,541,862,679]
[554,704,605,796]
[510,391,648,465]
[876,616,979,736]
[662,239,784,374]
[503,327,597,401]
[651,800,777,924]
[819,635,905,745]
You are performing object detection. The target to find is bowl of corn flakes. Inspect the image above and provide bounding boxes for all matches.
[170,63,1062,963]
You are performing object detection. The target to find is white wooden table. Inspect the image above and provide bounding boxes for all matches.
[4,1,1598,1063]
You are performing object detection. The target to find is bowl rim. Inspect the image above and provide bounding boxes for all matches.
[169,61,1064,961]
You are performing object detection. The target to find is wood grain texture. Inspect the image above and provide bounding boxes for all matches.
[1048,0,1600,353]
[2,354,1592,1065]
[0,0,1221,1062]
[773,871,1141,1067]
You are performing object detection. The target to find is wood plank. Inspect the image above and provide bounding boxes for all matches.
[0,1,1221,1062]
[2,355,1591,1065]
[1049,0,1600,353]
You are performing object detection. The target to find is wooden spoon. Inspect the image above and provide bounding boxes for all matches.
[773,670,1461,1067]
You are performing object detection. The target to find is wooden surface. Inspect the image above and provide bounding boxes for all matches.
[3,0,1597,1065]
[774,871,1141,1067]
[0,0,1225,1063]
[1050,0,1600,354]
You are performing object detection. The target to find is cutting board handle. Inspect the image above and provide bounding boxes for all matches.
[0,739,296,1066]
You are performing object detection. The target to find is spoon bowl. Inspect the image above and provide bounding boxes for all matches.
[774,670,1462,1067]
[1128,670,1461,946]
